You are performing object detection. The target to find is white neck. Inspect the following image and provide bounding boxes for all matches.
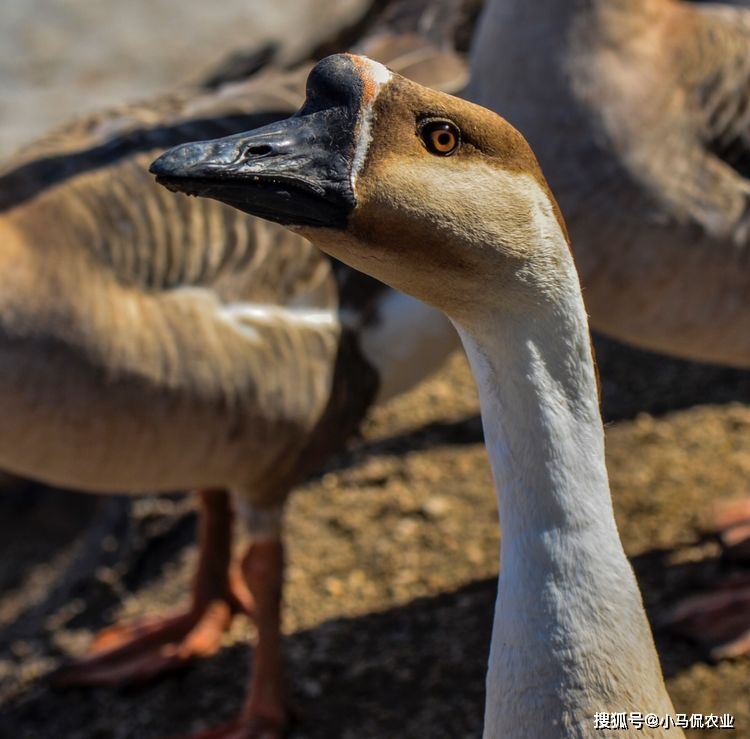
[453,238,676,736]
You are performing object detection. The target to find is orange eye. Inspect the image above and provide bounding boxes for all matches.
[420,120,460,156]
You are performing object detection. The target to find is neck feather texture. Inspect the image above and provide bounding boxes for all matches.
[454,244,677,737]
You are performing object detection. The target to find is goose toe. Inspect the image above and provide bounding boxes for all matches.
[50,598,240,688]
[665,574,750,660]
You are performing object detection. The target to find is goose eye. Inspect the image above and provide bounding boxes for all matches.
[420,121,460,156]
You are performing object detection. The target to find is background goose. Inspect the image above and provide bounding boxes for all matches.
[468,0,750,660]
[153,51,682,739]
[0,36,465,739]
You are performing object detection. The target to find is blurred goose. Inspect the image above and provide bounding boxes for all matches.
[468,0,750,659]
[1,40,463,738]
[153,52,682,739]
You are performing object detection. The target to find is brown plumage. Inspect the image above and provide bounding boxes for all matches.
[468,0,750,661]
[2,37,464,738]
[470,0,750,366]
[150,52,681,738]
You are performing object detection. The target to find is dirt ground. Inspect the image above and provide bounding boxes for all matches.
[3,1,750,737]
[2,336,750,738]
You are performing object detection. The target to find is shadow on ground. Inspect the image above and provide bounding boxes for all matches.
[3,337,750,737]
[0,543,736,739]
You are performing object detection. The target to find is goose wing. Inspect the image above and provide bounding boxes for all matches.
[0,62,351,490]
[0,39,464,491]
[657,3,750,242]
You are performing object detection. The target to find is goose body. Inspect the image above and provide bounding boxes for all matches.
[2,40,463,737]
[467,0,750,659]
[153,52,681,739]
[468,0,750,368]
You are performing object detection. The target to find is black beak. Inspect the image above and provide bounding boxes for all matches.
[150,106,357,229]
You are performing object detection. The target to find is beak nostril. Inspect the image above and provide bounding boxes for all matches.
[244,144,273,159]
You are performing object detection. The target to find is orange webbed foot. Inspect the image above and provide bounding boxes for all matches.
[665,573,750,660]
[53,489,253,687]
[51,584,252,687]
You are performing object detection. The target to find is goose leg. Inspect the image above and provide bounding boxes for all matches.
[664,574,750,659]
[711,499,750,562]
[665,499,750,659]
[52,488,253,687]
[186,536,286,739]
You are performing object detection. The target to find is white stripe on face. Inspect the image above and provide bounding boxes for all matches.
[348,56,392,191]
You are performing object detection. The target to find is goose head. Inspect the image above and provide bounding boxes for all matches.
[151,54,570,324]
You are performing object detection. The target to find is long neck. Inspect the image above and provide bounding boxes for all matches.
[455,259,676,737]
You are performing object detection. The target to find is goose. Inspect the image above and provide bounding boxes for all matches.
[1,39,463,738]
[152,52,682,739]
[467,0,750,659]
